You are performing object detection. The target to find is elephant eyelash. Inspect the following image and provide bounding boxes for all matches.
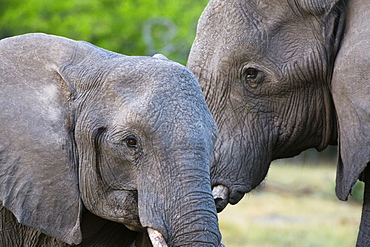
[109,128,139,147]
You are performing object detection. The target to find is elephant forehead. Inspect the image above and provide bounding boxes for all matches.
[99,70,210,117]
[94,57,217,135]
[204,0,318,50]
[198,0,327,83]
[115,90,212,129]
[104,60,206,109]
[106,58,196,87]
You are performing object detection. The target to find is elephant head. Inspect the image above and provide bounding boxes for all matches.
[0,33,222,246]
[187,0,352,211]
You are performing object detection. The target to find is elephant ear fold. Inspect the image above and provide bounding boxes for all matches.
[335,120,370,201]
[332,3,370,201]
[332,46,370,201]
[333,73,370,201]
[0,34,82,244]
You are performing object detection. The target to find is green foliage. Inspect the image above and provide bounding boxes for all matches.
[351,180,365,204]
[0,0,209,64]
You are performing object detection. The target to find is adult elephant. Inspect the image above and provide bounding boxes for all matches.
[0,33,222,247]
[187,0,370,245]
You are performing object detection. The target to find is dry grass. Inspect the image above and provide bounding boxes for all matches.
[218,163,363,247]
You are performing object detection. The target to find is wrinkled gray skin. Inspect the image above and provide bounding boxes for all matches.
[188,0,370,245]
[0,33,221,247]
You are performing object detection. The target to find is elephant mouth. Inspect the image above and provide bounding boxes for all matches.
[212,185,230,212]
[212,184,245,212]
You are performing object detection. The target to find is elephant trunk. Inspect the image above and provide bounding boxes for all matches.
[137,152,222,247]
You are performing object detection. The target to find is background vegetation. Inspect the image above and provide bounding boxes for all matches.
[1,1,362,246]
[219,161,363,247]
[0,0,209,65]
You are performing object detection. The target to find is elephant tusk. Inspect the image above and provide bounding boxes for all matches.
[147,227,226,246]
[147,228,168,247]
[212,185,229,201]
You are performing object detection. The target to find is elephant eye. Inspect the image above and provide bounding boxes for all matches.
[125,136,138,148]
[245,68,258,79]
[242,67,264,89]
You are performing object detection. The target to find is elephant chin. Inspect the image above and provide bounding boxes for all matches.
[212,185,229,212]
[212,184,248,212]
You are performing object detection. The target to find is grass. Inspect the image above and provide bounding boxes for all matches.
[218,162,363,247]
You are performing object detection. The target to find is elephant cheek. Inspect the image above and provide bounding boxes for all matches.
[110,190,143,232]
[79,177,144,232]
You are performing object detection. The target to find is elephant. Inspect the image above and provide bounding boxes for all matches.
[0,33,223,247]
[187,0,370,245]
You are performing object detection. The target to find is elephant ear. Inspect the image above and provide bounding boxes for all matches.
[0,34,85,244]
[332,5,370,201]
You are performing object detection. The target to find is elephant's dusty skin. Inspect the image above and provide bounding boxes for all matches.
[0,33,221,246]
[187,0,370,245]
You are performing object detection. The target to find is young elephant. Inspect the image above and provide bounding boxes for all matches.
[0,33,222,247]
[187,0,370,245]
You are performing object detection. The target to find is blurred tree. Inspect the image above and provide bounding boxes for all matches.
[0,0,209,65]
